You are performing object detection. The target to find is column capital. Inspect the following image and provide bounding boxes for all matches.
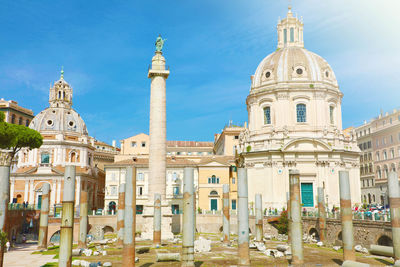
[0,150,13,166]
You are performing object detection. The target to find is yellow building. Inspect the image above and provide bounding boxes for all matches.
[214,124,245,156]
[197,156,237,212]
[0,98,34,126]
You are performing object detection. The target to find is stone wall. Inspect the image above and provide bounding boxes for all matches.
[302,217,393,247]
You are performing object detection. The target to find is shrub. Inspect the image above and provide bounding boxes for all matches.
[275,210,288,234]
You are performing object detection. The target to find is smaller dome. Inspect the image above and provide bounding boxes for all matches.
[252,47,338,89]
[30,107,88,136]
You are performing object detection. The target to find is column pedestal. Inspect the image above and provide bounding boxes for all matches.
[141,202,174,240]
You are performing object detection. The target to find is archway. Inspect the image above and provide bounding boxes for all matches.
[50,230,60,244]
[377,235,393,246]
[337,231,342,241]
[309,228,319,240]
[103,226,114,234]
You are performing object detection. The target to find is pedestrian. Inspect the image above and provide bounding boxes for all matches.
[6,241,10,252]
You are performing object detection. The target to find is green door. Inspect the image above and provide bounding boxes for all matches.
[301,183,314,207]
[210,199,218,211]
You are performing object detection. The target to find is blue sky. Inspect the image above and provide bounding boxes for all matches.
[1,0,399,145]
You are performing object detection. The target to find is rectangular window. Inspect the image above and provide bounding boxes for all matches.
[216,178,220,184]
[208,178,211,184]
[384,150,387,160]
[173,187,180,195]
[368,141,371,149]
[290,28,294,42]
[329,106,334,124]
[231,199,237,210]
[264,107,271,124]
[376,152,380,161]
[391,149,394,158]
[131,142,137,147]
[137,173,144,181]
[141,142,146,147]
[138,186,143,196]
[283,29,287,43]
[296,104,307,123]
[234,135,239,139]
[41,153,50,164]
[212,176,216,183]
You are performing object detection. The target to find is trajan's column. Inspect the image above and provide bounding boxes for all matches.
[142,35,173,239]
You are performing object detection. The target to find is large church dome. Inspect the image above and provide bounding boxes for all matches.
[252,47,338,89]
[30,107,88,135]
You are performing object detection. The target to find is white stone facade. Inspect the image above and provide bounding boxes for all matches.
[238,8,361,210]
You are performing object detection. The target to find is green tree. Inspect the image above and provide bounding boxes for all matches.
[0,112,43,159]
[275,210,288,234]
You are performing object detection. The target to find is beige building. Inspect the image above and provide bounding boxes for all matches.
[11,71,105,212]
[0,98,34,126]
[92,139,120,171]
[214,123,245,156]
[355,109,400,205]
[238,7,361,210]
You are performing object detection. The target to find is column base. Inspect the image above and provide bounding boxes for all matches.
[140,204,174,240]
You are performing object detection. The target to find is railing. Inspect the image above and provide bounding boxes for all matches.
[300,210,392,222]
[8,203,39,210]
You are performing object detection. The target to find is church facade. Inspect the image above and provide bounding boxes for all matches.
[238,8,361,210]
[10,71,105,213]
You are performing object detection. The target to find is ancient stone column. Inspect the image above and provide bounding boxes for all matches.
[78,190,88,249]
[287,191,291,243]
[222,184,230,244]
[289,169,304,265]
[123,166,136,266]
[0,151,11,267]
[318,187,326,242]
[339,171,356,261]
[59,166,76,267]
[182,167,195,267]
[255,194,263,242]
[237,168,250,266]
[117,183,125,247]
[153,193,161,246]
[388,171,400,261]
[145,46,172,240]
[38,183,51,250]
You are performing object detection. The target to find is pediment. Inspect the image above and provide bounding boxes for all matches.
[282,138,331,152]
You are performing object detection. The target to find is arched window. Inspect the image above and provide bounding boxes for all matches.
[377,166,382,179]
[18,117,22,125]
[369,164,373,173]
[391,163,396,172]
[58,91,61,99]
[329,106,334,124]
[41,152,50,164]
[70,152,76,162]
[25,119,30,127]
[11,114,15,124]
[263,107,271,125]
[290,28,294,42]
[376,152,380,161]
[296,104,306,123]
[383,165,388,178]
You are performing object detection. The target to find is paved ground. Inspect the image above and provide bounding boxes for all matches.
[3,241,57,267]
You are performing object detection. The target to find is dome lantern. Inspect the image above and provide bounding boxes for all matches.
[49,68,73,109]
[277,6,304,49]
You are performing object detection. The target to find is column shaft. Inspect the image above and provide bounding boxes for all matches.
[289,169,304,265]
[339,171,355,261]
[153,193,161,246]
[388,171,400,261]
[182,167,195,266]
[223,184,230,244]
[255,194,263,242]
[318,187,326,242]
[117,183,125,247]
[38,183,50,249]
[237,168,250,266]
[59,166,76,267]
[123,166,136,266]
[78,190,88,249]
